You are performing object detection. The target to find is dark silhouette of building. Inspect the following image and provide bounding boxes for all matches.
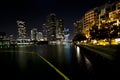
[43,13,64,41]
[0,32,6,40]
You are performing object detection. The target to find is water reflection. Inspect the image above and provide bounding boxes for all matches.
[84,56,92,70]
[17,47,27,70]
[57,43,72,64]
[64,43,71,64]
[0,43,95,79]
[57,44,63,64]
[75,46,92,71]
[76,46,81,62]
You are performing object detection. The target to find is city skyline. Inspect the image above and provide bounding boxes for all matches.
[0,0,116,39]
[0,1,120,80]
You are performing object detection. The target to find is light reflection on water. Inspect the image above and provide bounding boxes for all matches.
[84,56,92,70]
[64,43,72,64]
[13,43,92,72]
[57,44,63,64]
[75,45,92,71]
[56,43,72,64]
[76,46,81,62]
[17,47,27,69]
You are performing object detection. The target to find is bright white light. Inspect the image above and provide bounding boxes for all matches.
[77,46,80,53]
[77,46,81,62]
[84,40,87,43]
[115,38,120,42]
[93,40,97,44]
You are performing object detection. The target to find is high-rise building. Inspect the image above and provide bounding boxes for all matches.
[98,3,114,27]
[108,2,120,26]
[78,1,120,39]
[82,8,99,38]
[56,18,64,40]
[63,28,70,41]
[17,20,26,39]
[42,23,48,41]
[36,32,43,41]
[43,13,64,41]
[84,8,99,28]
[73,17,84,34]
[31,28,37,41]
[47,13,57,41]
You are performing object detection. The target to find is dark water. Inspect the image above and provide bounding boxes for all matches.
[0,43,117,80]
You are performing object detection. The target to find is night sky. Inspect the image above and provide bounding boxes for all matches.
[0,0,117,39]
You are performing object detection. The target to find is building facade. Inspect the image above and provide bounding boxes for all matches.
[63,28,70,41]
[17,20,26,39]
[73,17,84,34]
[108,2,120,25]
[43,13,64,41]
[84,8,99,29]
[74,1,120,39]
[31,28,37,41]
[56,18,64,40]
[36,32,44,41]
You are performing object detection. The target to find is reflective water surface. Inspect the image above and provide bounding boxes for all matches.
[0,43,115,80]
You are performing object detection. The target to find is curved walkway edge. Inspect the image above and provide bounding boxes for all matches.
[79,45,114,60]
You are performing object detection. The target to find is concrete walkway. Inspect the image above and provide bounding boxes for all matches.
[79,45,114,60]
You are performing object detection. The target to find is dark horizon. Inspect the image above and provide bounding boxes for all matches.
[0,0,117,39]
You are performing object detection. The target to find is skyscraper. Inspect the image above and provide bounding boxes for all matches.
[17,20,26,39]
[64,28,70,41]
[43,13,64,41]
[36,32,43,41]
[31,28,37,41]
[56,19,64,40]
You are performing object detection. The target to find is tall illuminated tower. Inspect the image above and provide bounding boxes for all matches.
[17,20,26,39]
[43,13,64,41]
[31,28,37,41]
[64,28,69,41]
